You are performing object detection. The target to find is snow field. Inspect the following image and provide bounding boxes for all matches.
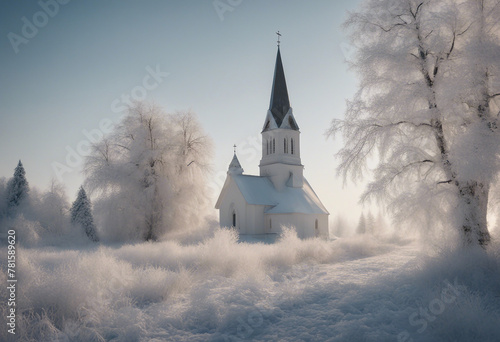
[1,229,499,341]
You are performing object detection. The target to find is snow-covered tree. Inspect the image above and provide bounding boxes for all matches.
[365,211,375,235]
[7,160,29,210]
[37,179,70,235]
[329,0,500,248]
[332,215,348,237]
[375,211,388,235]
[84,102,213,242]
[0,178,7,217]
[70,186,98,242]
[167,111,214,233]
[356,213,367,235]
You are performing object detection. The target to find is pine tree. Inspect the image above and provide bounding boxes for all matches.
[7,160,29,209]
[70,186,99,242]
[366,211,375,235]
[356,213,366,235]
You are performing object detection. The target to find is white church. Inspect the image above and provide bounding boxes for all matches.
[215,46,329,239]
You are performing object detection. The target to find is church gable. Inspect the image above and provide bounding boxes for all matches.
[262,110,279,132]
[279,108,299,131]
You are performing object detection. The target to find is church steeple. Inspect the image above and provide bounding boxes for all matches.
[260,43,303,190]
[228,151,243,175]
[263,46,299,132]
[269,47,290,126]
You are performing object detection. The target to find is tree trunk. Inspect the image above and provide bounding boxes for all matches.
[457,181,490,248]
[144,218,157,241]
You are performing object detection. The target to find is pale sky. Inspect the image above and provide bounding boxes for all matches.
[0,0,366,225]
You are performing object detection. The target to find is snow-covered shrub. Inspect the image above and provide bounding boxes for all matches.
[2,227,498,341]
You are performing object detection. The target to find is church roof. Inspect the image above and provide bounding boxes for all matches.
[264,47,299,132]
[231,175,329,215]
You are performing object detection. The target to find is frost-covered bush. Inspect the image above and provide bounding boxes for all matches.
[1,229,498,341]
[0,228,391,341]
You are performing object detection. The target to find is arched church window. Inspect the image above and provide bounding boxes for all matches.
[315,219,319,237]
[273,139,276,154]
[266,140,269,155]
[291,139,294,155]
[284,138,287,153]
[232,211,236,227]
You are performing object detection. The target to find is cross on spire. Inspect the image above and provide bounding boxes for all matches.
[233,144,237,154]
[276,31,281,46]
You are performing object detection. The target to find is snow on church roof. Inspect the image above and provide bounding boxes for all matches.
[232,175,329,215]
[232,175,276,206]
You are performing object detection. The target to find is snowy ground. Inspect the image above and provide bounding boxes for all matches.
[2,229,500,341]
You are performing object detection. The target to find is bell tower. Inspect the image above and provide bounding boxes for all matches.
[259,45,303,190]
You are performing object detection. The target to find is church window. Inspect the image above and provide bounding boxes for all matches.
[284,138,287,153]
[291,139,294,154]
[266,140,269,155]
[232,211,236,227]
[272,139,276,154]
[315,219,319,237]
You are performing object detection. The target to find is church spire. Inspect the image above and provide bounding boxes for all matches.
[264,43,299,132]
[228,148,243,175]
[269,47,290,127]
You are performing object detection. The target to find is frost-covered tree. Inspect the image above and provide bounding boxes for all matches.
[356,213,367,235]
[84,102,213,242]
[37,179,70,235]
[332,215,348,237]
[0,178,8,218]
[7,160,29,210]
[70,186,98,242]
[167,111,214,232]
[375,212,388,235]
[330,0,500,248]
[366,211,375,234]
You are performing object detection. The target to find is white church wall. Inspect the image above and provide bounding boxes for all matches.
[260,163,304,190]
[218,179,247,231]
[244,204,266,235]
[265,213,329,239]
[260,129,301,164]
